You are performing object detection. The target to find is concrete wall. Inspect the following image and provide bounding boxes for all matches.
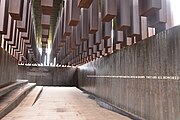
[0,48,18,86]
[18,66,78,86]
[78,26,180,120]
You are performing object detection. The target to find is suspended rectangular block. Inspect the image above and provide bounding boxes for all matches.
[4,15,13,41]
[17,33,22,52]
[78,43,82,54]
[64,1,71,36]
[59,9,66,42]
[75,48,79,57]
[84,51,87,58]
[42,38,48,44]
[101,0,116,22]
[141,16,148,40]
[81,8,89,41]
[147,0,166,31]
[94,13,102,45]
[42,29,49,38]
[113,43,121,52]
[21,4,32,39]
[41,14,50,29]
[113,30,124,44]
[88,34,94,49]
[105,47,110,55]
[8,21,17,45]
[69,0,80,26]
[15,33,22,53]
[17,0,30,32]
[11,29,20,48]
[88,48,92,56]
[78,0,93,8]
[75,23,81,46]
[67,36,73,54]
[139,0,161,16]
[0,0,9,34]
[116,0,131,30]
[89,0,98,34]
[128,0,140,36]
[83,40,87,52]
[104,38,112,48]
[9,0,24,20]
[102,21,112,40]
[41,0,53,15]
[92,44,97,54]
[70,27,76,50]
[97,39,104,51]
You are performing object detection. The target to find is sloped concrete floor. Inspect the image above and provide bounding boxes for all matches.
[2,87,130,120]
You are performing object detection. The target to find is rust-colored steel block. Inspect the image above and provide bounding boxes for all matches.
[8,20,17,46]
[102,21,112,40]
[17,0,30,32]
[69,0,80,26]
[4,15,13,41]
[104,38,112,48]
[101,0,116,22]
[41,0,53,15]
[42,38,48,44]
[80,8,89,41]
[147,0,166,33]
[0,0,9,34]
[88,34,94,49]
[139,0,161,16]
[78,0,93,8]
[9,0,24,20]
[42,29,49,38]
[116,0,131,30]
[21,4,31,39]
[64,0,71,36]
[92,44,97,54]
[95,13,102,45]
[71,27,76,50]
[97,39,104,52]
[75,23,81,46]
[113,30,124,44]
[128,0,140,36]
[83,40,87,52]
[41,14,50,29]
[113,43,121,52]
[89,0,98,34]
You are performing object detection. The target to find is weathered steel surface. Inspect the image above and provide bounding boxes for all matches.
[78,26,180,120]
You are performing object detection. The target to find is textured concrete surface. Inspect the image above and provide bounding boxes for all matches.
[18,66,78,86]
[0,48,18,86]
[2,87,130,120]
[78,26,180,120]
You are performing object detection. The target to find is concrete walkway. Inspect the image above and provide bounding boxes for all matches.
[2,87,130,120]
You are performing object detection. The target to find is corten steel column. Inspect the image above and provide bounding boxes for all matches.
[78,0,93,8]
[0,0,9,34]
[101,0,117,22]
[94,13,102,45]
[80,8,89,41]
[69,0,80,26]
[116,0,131,31]
[17,0,30,32]
[89,0,98,34]
[147,0,167,33]
[9,0,24,20]
[64,0,71,36]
